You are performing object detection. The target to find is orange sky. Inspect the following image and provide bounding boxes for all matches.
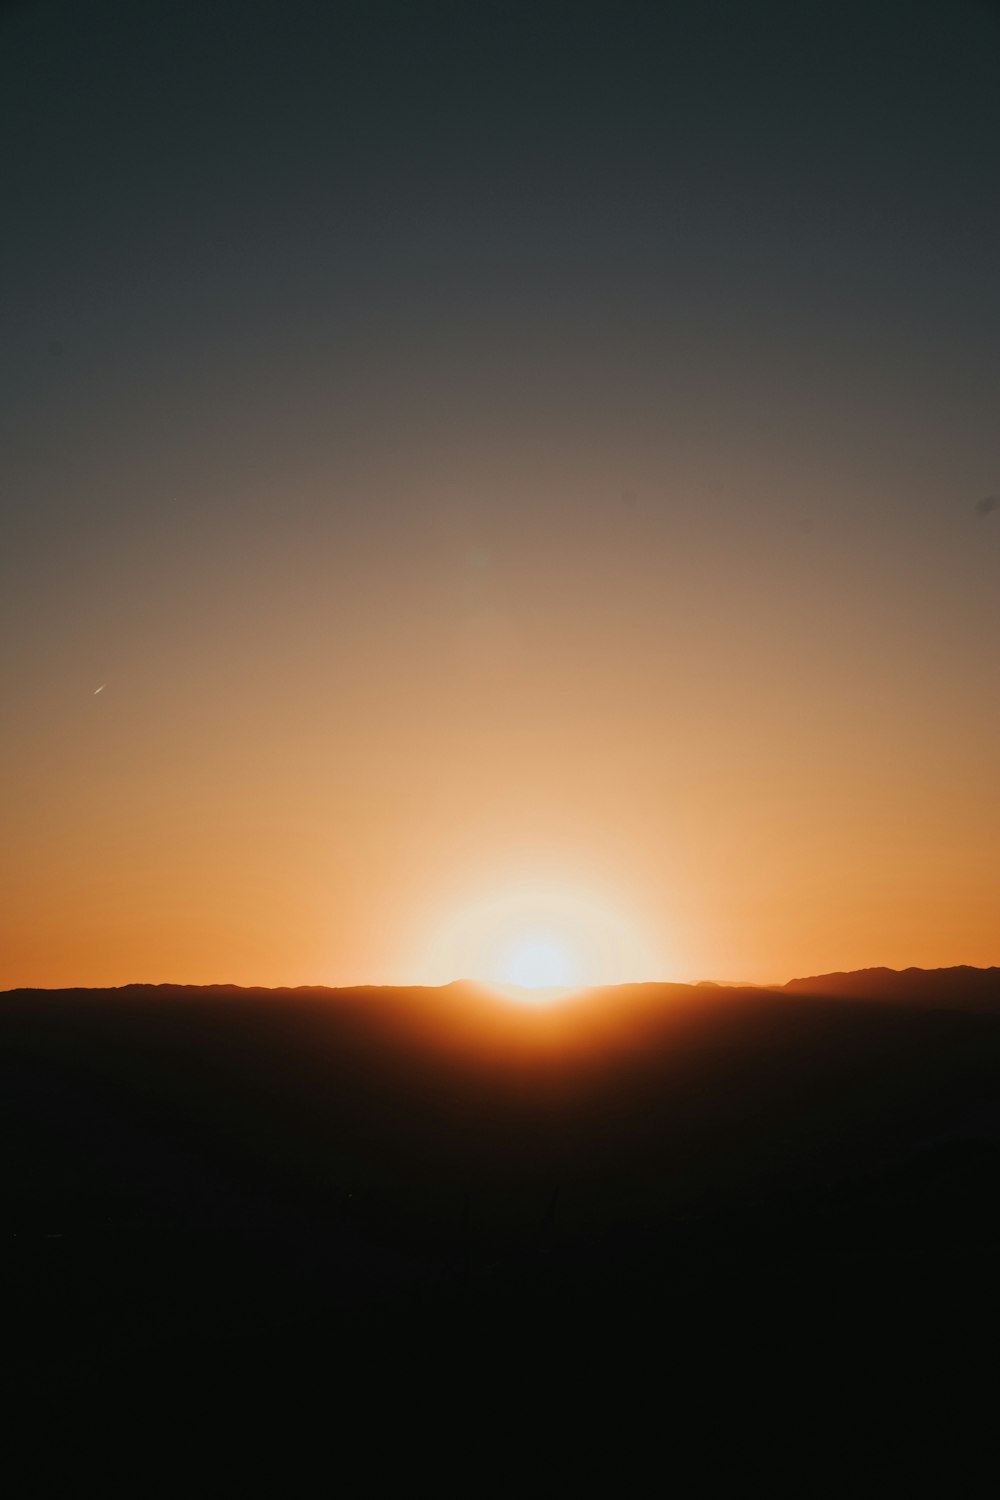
[2,0,999,989]
[3,436,998,990]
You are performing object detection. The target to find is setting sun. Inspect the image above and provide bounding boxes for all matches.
[420,884,655,992]
[503,936,575,989]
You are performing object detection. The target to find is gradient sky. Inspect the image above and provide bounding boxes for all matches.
[2,0,998,989]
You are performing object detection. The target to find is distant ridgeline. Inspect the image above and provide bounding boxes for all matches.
[782,964,1000,1005]
[6,963,1000,1009]
[3,963,1000,1420]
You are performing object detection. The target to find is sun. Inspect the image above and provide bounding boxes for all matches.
[420,882,656,997]
[503,936,576,989]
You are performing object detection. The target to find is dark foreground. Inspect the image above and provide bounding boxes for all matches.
[4,969,999,1486]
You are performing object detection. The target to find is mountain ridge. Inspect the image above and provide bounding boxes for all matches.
[4,964,1000,1001]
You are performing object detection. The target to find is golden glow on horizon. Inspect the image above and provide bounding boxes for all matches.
[504,936,575,989]
[3,455,999,993]
[422,885,656,992]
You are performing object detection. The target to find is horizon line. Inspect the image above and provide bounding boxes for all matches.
[4,962,1000,998]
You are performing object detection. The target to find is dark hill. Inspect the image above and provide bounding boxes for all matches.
[4,969,1000,1462]
[783,964,1000,1004]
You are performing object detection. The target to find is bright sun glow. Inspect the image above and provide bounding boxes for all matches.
[503,936,575,989]
[421,882,656,1000]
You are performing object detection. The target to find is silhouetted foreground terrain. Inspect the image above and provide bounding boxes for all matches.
[4,969,1000,1474]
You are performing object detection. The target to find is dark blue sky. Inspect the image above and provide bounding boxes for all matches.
[5,0,998,541]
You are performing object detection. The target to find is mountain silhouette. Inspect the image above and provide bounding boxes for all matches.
[4,965,1000,1464]
[783,964,1000,1003]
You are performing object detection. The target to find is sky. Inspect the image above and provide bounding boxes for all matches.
[2,0,998,989]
